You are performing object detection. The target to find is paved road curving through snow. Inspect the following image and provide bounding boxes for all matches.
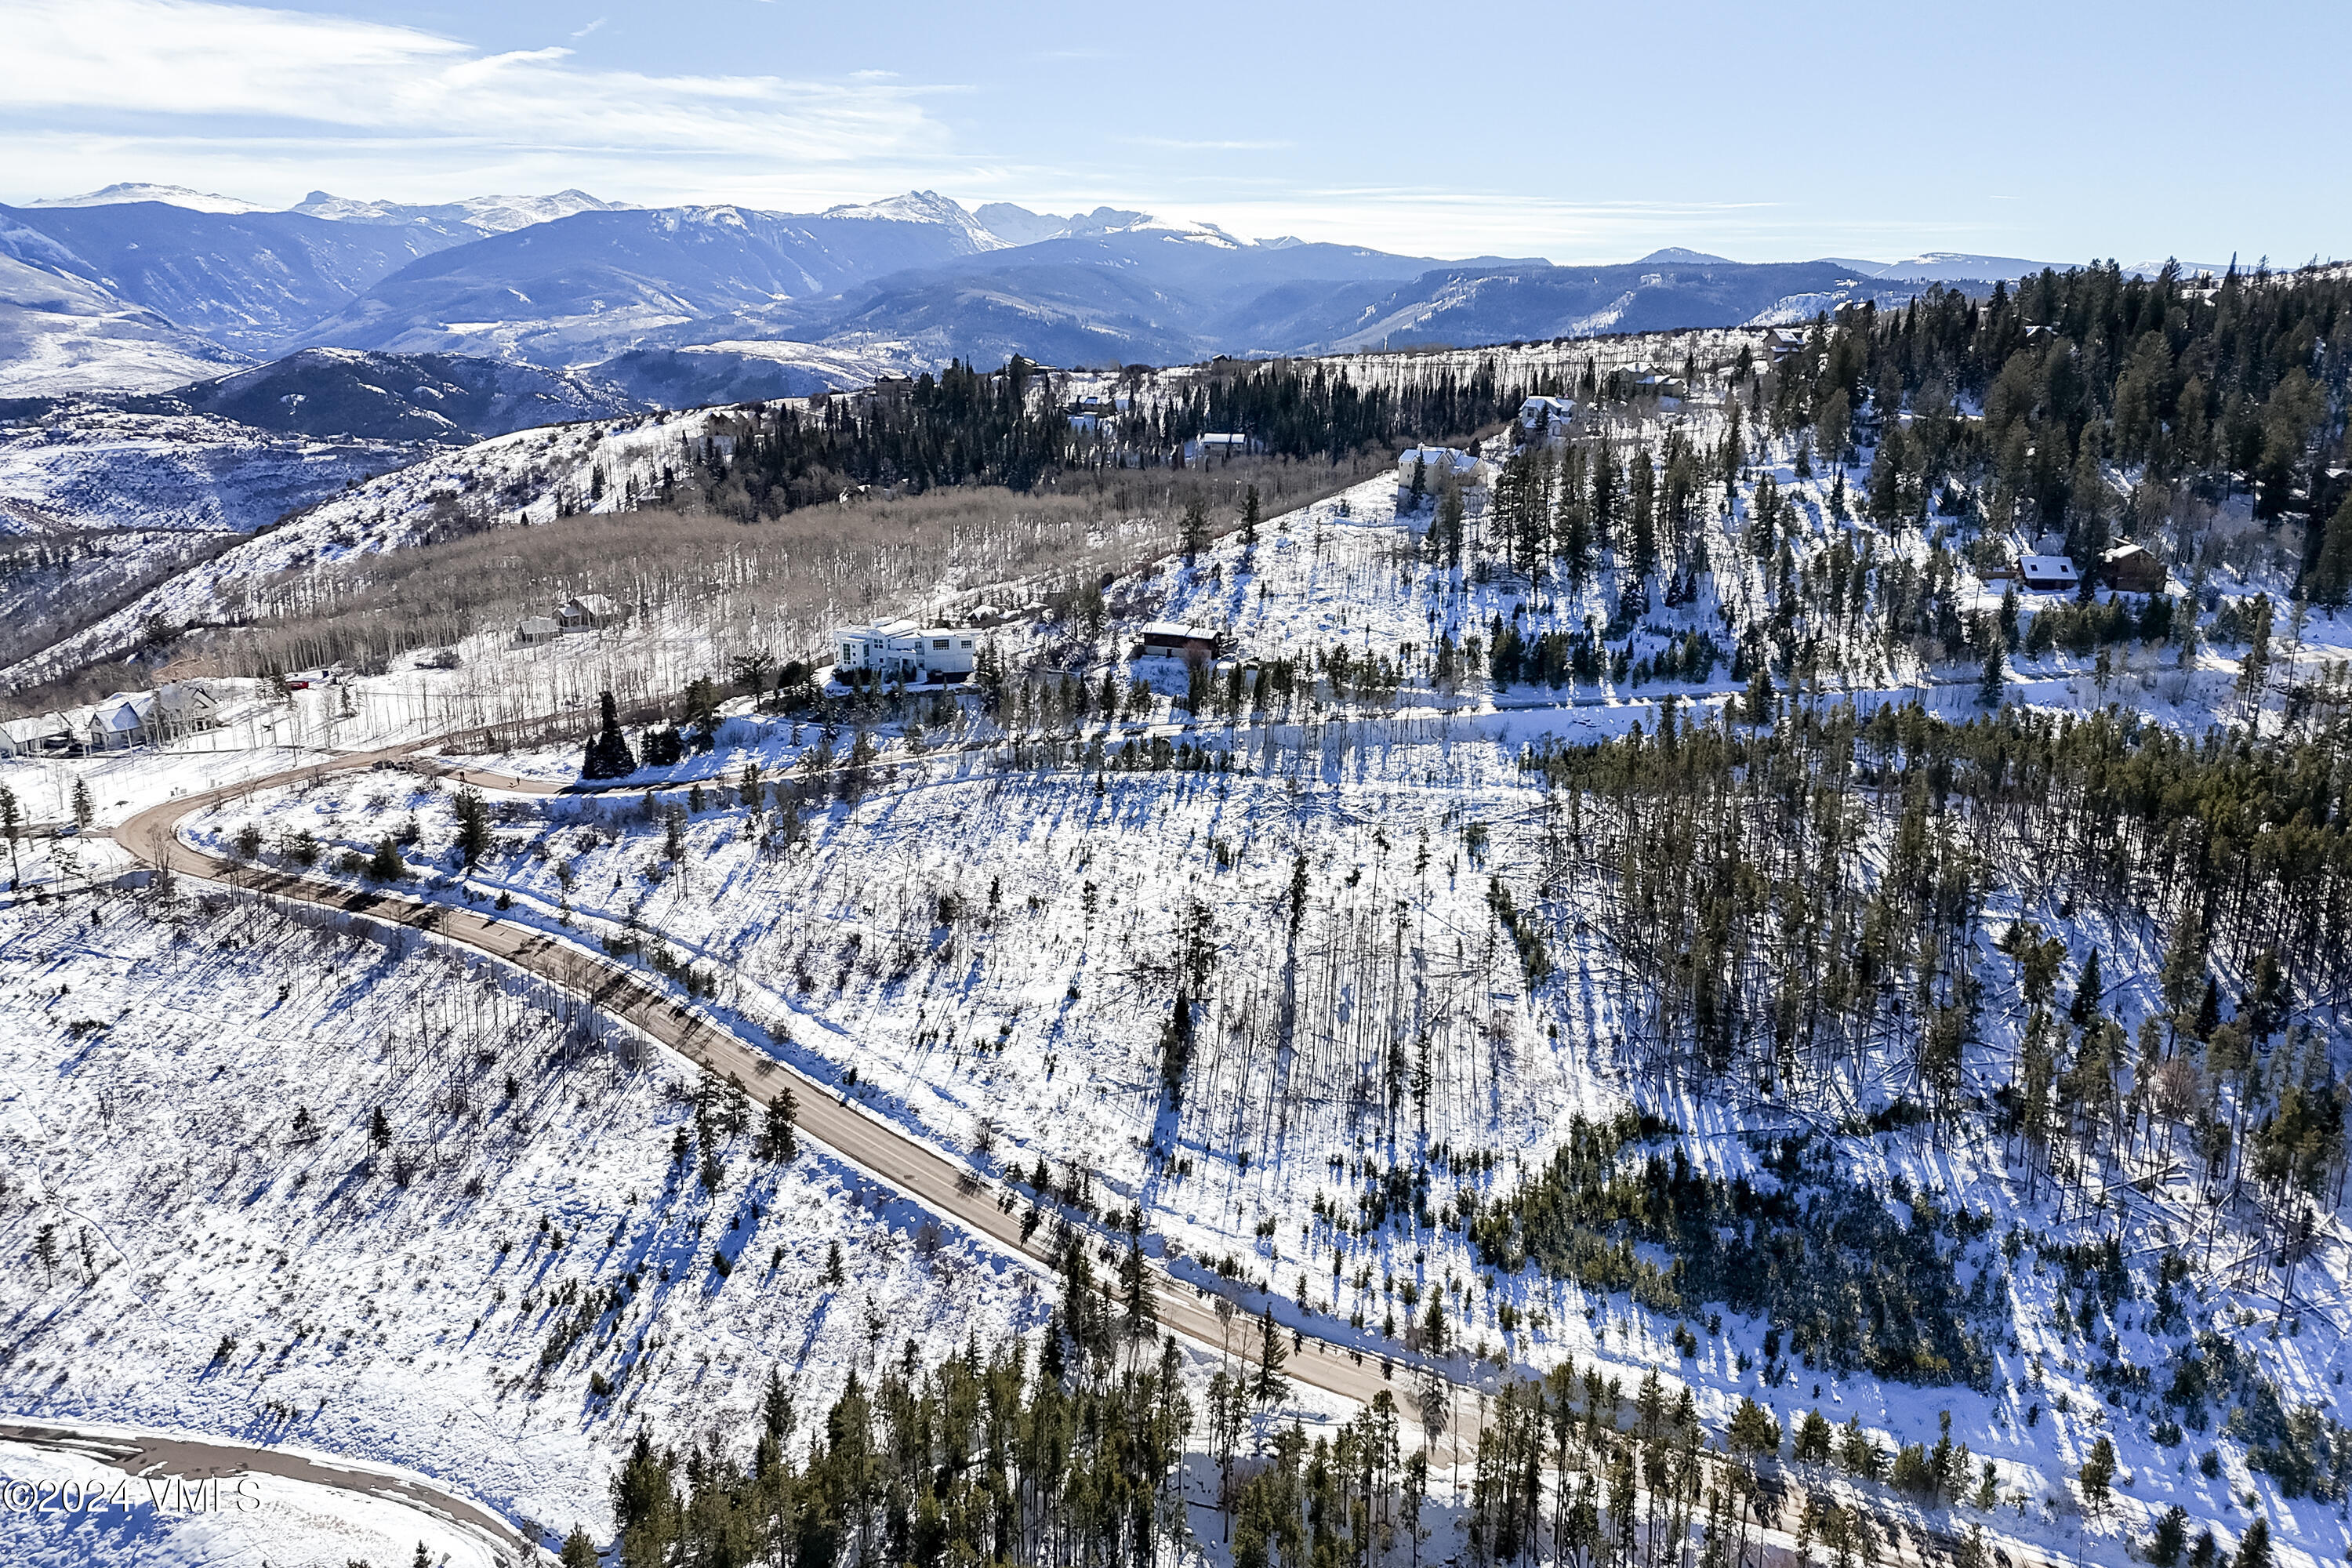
[106,739,2067,1568]
[0,1417,538,1559]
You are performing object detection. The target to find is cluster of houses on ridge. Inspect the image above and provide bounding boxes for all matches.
[0,682,224,760]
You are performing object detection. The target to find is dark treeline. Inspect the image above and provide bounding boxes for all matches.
[680,357,1530,517]
[1468,1120,2000,1389]
[1751,263,2352,584]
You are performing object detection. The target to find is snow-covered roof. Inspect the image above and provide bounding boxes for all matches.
[1,714,67,742]
[843,619,921,639]
[1141,621,1218,641]
[2020,554,2078,579]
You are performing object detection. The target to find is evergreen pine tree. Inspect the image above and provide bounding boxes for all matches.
[764,1087,799,1162]
[1120,1230,1156,1353]
[1250,1306,1290,1409]
[365,836,406,881]
[453,786,490,869]
[2078,1436,2115,1515]
[0,782,20,887]
[2235,592,2273,720]
[763,1365,795,1443]
[1181,499,1210,563]
[1977,635,2006,710]
[583,691,637,780]
[2311,492,2352,611]
[2237,1516,2271,1568]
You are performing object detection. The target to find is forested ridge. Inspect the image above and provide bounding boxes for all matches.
[675,356,1531,516]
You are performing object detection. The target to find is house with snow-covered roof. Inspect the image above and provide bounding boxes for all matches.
[1396,446,1492,512]
[2019,554,2078,593]
[1517,396,1577,438]
[559,594,623,633]
[81,694,154,752]
[1137,622,1221,662]
[2101,543,2166,594]
[152,681,222,740]
[1185,433,1258,461]
[0,713,74,759]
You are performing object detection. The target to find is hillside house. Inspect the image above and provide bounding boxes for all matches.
[1185,433,1258,462]
[2020,554,2079,593]
[559,594,622,633]
[82,694,154,752]
[2101,542,2167,594]
[1138,622,1221,662]
[834,620,981,683]
[1517,396,1577,438]
[0,715,73,759]
[152,681,222,740]
[517,615,560,644]
[1396,446,1492,512]
[1761,327,1810,362]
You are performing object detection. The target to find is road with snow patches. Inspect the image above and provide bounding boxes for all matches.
[96,728,2071,1568]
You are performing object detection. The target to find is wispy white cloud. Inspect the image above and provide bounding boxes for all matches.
[570,16,606,40]
[0,0,960,201]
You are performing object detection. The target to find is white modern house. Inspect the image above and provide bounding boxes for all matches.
[834,620,982,684]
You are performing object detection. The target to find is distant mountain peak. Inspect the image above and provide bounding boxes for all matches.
[287,189,630,234]
[824,191,1005,250]
[29,183,270,215]
[1635,247,1733,266]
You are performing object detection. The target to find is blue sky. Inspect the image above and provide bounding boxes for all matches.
[2,0,2343,265]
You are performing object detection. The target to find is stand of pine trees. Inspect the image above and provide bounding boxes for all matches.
[673,357,1534,514]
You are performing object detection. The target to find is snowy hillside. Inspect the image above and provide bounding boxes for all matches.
[0,252,251,397]
[0,400,767,684]
[0,407,413,537]
[0,889,1046,1550]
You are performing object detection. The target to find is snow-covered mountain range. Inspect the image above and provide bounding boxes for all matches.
[5,181,2242,411]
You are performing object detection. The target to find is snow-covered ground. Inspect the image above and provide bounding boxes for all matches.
[0,1432,512,1568]
[0,407,412,537]
[9,334,2349,1566]
[0,889,1055,1548]
[0,399,775,684]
